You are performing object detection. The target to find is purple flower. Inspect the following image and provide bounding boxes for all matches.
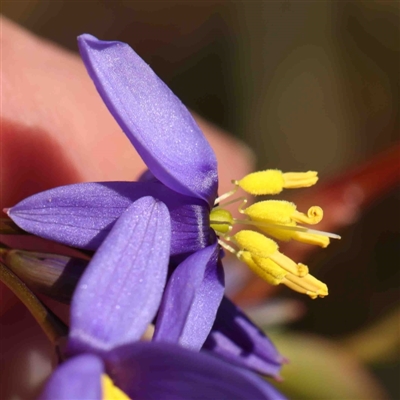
[7,34,283,375]
[37,196,284,399]
[9,34,223,346]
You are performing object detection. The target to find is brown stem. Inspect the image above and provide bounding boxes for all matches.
[0,261,68,343]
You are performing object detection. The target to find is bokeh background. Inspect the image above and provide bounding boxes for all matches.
[2,1,399,399]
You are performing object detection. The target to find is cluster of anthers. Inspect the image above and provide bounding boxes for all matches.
[210,170,340,299]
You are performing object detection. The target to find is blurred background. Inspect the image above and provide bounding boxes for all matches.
[2,1,399,399]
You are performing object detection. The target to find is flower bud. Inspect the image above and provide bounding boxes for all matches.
[2,249,88,303]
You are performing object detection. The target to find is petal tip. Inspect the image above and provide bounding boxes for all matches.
[77,34,127,54]
[77,33,98,45]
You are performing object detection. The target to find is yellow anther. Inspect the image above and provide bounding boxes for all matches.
[235,170,318,195]
[255,222,295,242]
[244,200,296,224]
[238,250,257,269]
[282,171,318,188]
[285,273,328,298]
[268,252,309,277]
[102,374,130,400]
[251,255,287,283]
[233,230,308,277]
[292,206,323,225]
[255,224,330,248]
[233,230,278,257]
[210,208,233,235]
[237,248,328,299]
[292,232,330,248]
[236,170,285,195]
[239,251,286,285]
[215,168,334,300]
[282,278,319,299]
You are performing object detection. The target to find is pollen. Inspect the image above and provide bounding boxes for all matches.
[102,374,130,400]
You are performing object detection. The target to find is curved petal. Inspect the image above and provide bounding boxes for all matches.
[78,34,218,205]
[107,342,286,400]
[153,243,218,344]
[203,297,284,378]
[67,196,171,356]
[178,247,225,350]
[7,181,210,256]
[38,355,103,400]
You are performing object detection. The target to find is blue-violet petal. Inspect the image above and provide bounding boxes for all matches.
[154,243,218,344]
[38,354,103,400]
[203,297,284,378]
[68,196,171,355]
[78,34,218,205]
[179,250,225,350]
[107,342,286,400]
[8,181,210,256]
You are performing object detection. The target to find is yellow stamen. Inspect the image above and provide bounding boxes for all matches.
[208,168,337,299]
[285,272,328,298]
[239,251,287,285]
[102,374,130,400]
[292,206,323,225]
[292,231,330,248]
[233,230,308,277]
[282,171,318,188]
[244,200,296,224]
[237,251,287,285]
[235,170,318,195]
[253,222,330,248]
[267,252,309,277]
[257,223,297,242]
[235,170,285,195]
[218,238,238,255]
[233,230,278,258]
[282,278,319,299]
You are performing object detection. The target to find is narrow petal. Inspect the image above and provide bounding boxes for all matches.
[78,34,218,205]
[203,297,284,377]
[8,181,210,256]
[107,342,286,400]
[179,249,225,350]
[67,196,171,355]
[38,355,103,400]
[154,243,218,344]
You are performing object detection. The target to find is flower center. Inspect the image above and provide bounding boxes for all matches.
[209,169,340,299]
